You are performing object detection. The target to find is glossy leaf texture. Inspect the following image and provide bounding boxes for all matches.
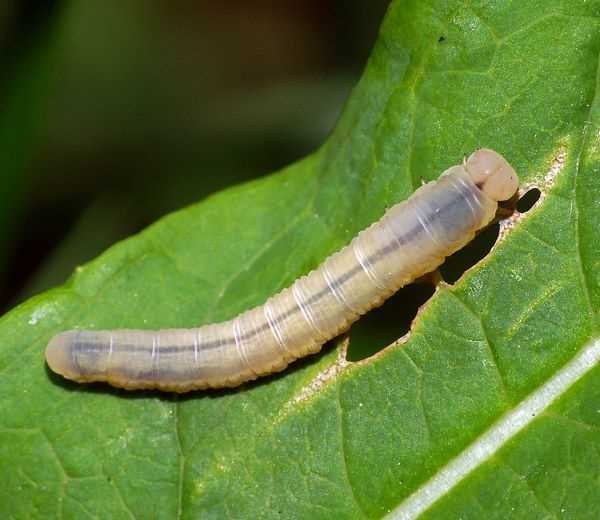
[2,1,600,518]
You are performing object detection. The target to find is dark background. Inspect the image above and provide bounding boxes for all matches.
[0,1,390,314]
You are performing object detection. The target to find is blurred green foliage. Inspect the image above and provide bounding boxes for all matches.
[0,1,388,312]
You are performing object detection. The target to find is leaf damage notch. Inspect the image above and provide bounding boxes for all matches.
[275,339,350,420]
[543,143,567,189]
[496,144,566,243]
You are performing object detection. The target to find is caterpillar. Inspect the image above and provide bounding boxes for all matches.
[45,149,519,393]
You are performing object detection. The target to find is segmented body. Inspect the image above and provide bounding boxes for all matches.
[45,149,518,392]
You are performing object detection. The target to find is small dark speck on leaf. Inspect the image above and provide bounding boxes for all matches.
[438,36,446,43]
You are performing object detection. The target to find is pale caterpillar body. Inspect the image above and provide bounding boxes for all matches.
[45,149,519,393]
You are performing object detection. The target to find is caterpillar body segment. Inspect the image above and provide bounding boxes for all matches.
[45,149,519,392]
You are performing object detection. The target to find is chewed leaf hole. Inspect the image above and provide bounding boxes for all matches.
[347,185,536,361]
[345,282,435,361]
[516,188,541,213]
[439,222,500,285]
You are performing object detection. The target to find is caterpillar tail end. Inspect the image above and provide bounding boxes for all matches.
[45,331,80,383]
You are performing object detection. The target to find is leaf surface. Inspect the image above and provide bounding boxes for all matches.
[2,1,600,518]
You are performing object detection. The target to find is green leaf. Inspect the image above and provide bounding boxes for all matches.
[2,1,600,518]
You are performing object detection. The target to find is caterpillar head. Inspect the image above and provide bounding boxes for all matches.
[465,149,519,201]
